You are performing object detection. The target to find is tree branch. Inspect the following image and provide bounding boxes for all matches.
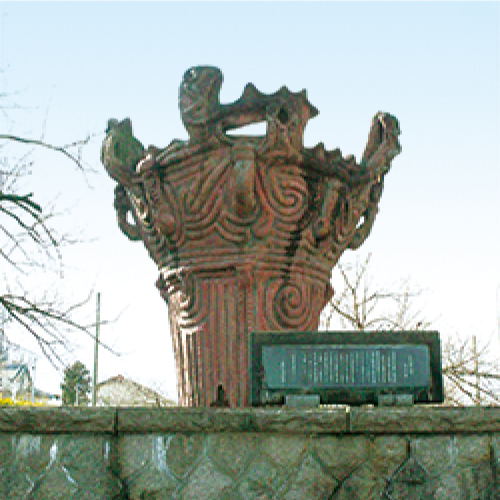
[0,134,90,170]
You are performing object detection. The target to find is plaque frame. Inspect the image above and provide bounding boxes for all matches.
[249,331,443,406]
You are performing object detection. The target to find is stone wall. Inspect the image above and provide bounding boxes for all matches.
[1,406,499,499]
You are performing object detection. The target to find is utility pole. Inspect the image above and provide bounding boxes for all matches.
[31,359,36,403]
[0,307,8,364]
[472,335,480,406]
[76,383,81,406]
[92,292,100,406]
[497,286,500,351]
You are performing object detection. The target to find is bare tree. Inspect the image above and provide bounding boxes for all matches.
[441,334,500,406]
[320,253,500,406]
[321,253,432,332]
[0,92,116,368]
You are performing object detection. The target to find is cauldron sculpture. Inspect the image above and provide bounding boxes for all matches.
[101,66,401,407]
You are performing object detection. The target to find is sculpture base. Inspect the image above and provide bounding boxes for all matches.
[162,268,331,407]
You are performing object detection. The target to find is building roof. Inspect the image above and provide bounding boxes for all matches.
[3,363,30,380]
[96,374,177,407]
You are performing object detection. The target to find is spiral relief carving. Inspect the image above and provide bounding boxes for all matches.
[275,282,310,329]
[257,161,308,222]
[262,279,316,331]
[101,66,401,406]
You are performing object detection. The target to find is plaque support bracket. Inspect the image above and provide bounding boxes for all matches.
[280,393,414,408]
[377,393,414,407]
[285,394,321,409]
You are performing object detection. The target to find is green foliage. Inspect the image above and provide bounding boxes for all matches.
[60,361,91,406]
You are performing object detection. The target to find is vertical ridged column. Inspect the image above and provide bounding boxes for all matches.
[161,269,333,407]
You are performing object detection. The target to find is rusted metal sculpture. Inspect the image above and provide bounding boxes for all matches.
[101,66,401,407]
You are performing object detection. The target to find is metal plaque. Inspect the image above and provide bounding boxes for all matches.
[250,331,443,406]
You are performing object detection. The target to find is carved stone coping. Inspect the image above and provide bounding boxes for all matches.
[349,406,500,434]
[0,407,116,434]
[1,407,499,435]
[116,408,347,434]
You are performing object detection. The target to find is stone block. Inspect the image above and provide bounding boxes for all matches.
[0,407,116,434]
[410,435,497,500]
[119,434,181,499]
[179,455,232,500]
[283,453,337,500]
[349,406,500,434]
[206,433,260,477]
[313,435,369,480]
[331,435,407,499]
[118,408,257,434]
[238,453,285,500]
[252,408,347,434]
[117,407,348,435]
[166,434,205,480]
[0,434,121,499]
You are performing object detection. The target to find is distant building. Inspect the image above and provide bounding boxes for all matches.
[0,335,59,404]
[96,375,177,407]
[0,361,32,400]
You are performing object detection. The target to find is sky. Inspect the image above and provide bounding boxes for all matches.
[1,2,498,403]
